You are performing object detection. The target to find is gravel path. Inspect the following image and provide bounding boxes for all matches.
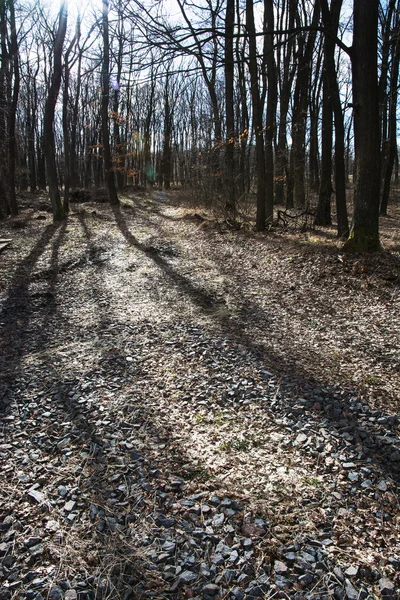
[0,193,399,600]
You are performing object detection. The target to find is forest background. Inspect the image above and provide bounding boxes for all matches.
[0,0,399,250]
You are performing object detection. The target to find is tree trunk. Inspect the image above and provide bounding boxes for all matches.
[7,0,19,216]
[291,1,320,208]
[43,0,68,221]
[380,13,399,216]
[224,0,235,216]
[102,0,119,204]
[315,67,332,226]
[264,0,277,224]
[246,0,266,230]
[344,0,380,251]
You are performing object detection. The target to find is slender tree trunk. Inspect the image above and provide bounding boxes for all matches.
[0,0,9,218]
[224,0,235,216]
[315,67,332,226]
[102,0,119,204]
[264,0,277,223]
[246,0,266,230]
[319,0,349,237]
[291,1,320,208]
[43,0,68,221]
[380,26,399,216]
[7,0,19,216]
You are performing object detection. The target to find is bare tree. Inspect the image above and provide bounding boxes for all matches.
[101,0,119,204]
[43,0,68,220]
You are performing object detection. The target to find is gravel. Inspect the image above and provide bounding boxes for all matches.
[0,196,399,599]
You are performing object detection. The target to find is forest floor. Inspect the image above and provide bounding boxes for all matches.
[0,189,400,600]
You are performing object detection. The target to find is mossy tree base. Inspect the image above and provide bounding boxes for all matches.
[343,229,382,252]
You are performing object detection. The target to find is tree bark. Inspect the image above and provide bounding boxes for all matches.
[224,0,235,215]
[264,0,277,224]
[43,0,68,221]
[246,0,266,230]
[102,0,119,204]
[344,0,380,251]
[7,0,19,216]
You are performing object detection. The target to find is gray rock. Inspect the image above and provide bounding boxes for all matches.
[212,513,225,528]
[48,586,63,600]
[155,514,175,528]
[202,583,219,597]
[227,550,239,564]
[212,553,225,566]
[64,590,78,600]
[379,577,395,597]
[345,578,359,600]
[344,566,358,577]
[242,537,253,550]
[179,570,197,584]
[230,589,245,600]
[24,537,43,548]
[162,541,176,554]
[274,560,288,574]
[64,500,76,512]
[298,573,313,586]
[28,544,44,556]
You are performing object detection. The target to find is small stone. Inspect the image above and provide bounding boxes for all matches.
[294,433,307,445]
[64,591,78,600]
[379,577,395,597]
[27,489,44,503]
[209,496,220,506]
[28,543,44,556]
[48,586,63,600]
[388,557,400,570]
[300,551,315,563]
[231,589,245,600]
[274,560,288,574]
[345,578,359,600]
[179,570,197,584]
[227,550,239,564]
[24,537,42,548]
[345,566,358,578]
[64,500,76,512]
[212,513,225,527]
[390,451,400,462]
[162,541,176,554]
[242,538,253,550]
[155,514,175,528]
[212,554,225,566]
[58,486,68,497]
[348,472,359,482]
[378,480,388,492]
[361,479,372,488]
[203,583,219,597]
[298,573,313,586]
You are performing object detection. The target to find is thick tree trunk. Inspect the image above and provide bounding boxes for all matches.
[344,0,380,251]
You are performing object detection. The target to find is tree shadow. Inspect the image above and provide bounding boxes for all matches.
[0,221,66,412]
[110,203,400,486]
